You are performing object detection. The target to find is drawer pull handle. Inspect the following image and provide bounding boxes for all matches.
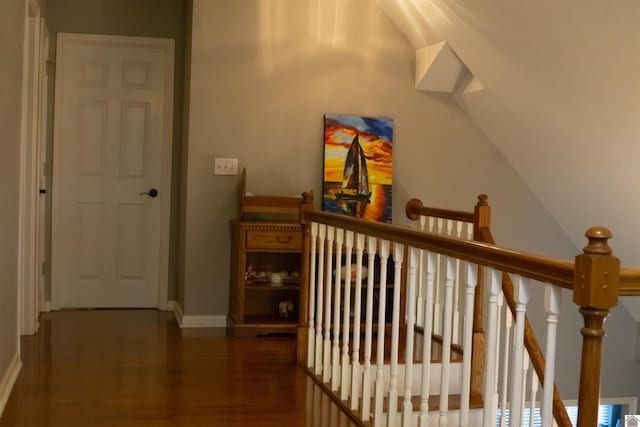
[276,235,293,244]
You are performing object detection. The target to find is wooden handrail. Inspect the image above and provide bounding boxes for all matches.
[620,269,640,295]
[303,209,575,288]
[406,198,475,223]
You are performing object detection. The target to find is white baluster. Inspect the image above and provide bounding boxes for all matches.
[529,358,539,427]
[521,353,530,421]
[323,226,335,384]
[386,243,404,427]
[340,231,354,401]
[509,275,530,427]
[361,236,378,421]
[331,228,344,391]
[308,222,318,369]
[418,251,436,427]
[433,218,443,335]
[350,234,366,411]
[438,257,456,427]
[416,215,426,328]
[315,224,326,376]
[451,221,461,345]
[466,222,473,241]
[427,216,435,234]
[542,286,561,427]
[402,247,419,427]
[499,297,512,427]
[482,269,502,427]
[373,240,390,427]
[459,261,478,427]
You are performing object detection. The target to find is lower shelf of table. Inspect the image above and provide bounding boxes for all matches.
[227,316,298,337]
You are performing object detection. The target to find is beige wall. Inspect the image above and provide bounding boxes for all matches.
[0,0,27,404]
[183,0,577,316]
[45,0,186,301]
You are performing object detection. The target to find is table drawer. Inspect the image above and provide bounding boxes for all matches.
[246,230,301,250]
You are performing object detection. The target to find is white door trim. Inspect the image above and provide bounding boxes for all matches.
[18,0,43,336]
[36,19,50,313]
[51,33,174,310]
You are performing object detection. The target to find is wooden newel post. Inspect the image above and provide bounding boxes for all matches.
[471,194,490,397]
[573,226,620,427]
[297,191,314,366]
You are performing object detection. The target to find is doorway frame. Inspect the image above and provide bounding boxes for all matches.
[18,0,45,336]
[50,33,175,311]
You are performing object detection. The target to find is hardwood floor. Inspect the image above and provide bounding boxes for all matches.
[0,310,359,427]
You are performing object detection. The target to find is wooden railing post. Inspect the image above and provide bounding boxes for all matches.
[471,194,490,397]
[297,191,314,366]
[573,227,620,427]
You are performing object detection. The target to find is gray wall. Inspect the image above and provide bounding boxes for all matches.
[45,0,186,301]
[0,0,40,402]
[183,0,576,311]
[183,0,640,401]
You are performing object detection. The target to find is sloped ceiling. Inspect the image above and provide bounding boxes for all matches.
[377,0,640,263]
[377,0,640,315]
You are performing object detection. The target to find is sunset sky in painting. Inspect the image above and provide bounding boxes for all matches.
[323,115,393,185]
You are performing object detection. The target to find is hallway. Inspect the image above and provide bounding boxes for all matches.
[0,310,358,426]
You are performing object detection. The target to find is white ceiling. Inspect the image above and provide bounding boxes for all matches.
[377,0,640,315]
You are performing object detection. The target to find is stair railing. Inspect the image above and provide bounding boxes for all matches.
[296,192,632,427]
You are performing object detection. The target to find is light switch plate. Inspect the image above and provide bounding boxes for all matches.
[214,158,238,175]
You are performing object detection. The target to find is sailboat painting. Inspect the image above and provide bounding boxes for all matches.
[323,114,393,223]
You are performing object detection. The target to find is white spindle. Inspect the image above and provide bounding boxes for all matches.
[331,228,344,391]
[315,224,326,376]
[433,218,443,335]
[509,275,530,427]
[451,221,461,345]
[387,243,404,427]
[361,236,378,421]
[340,231,354,401]
[542,286,561,427]
[401,247,419,427]
[418,251,436,427]
[521,353,530,421]
[438,257,456,427]
[482,269,502,427]
[373,240,390,427]
[459,261,478,427]
[350,234,366,411]
[308,222,318,369]
[416,216,426,328]
[323,226,335,384]
[529,359,539,427]
[499,298,512,427]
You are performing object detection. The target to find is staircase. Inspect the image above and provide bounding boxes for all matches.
[294,193,639,427]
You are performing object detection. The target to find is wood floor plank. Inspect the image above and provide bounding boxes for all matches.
[0,310,359,427]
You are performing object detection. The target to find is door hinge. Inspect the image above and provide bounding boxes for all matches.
[41,262,47,276]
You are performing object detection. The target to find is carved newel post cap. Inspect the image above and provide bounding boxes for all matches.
[583,226,613,255]
[302,191,313,204]
[477,194,489,206]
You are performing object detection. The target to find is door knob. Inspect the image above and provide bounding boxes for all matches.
[140,188,159,198]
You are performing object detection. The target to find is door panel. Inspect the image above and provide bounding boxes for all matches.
[53,34,173,308]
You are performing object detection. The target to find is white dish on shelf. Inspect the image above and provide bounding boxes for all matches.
[337,264,368,281]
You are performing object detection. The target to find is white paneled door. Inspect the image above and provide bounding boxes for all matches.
[52,34,174,308]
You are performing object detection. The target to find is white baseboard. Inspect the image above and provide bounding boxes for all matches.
[167,300,226,328]
[0,353,22,418]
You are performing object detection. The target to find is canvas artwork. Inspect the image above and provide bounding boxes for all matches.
[323,114,393,223]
